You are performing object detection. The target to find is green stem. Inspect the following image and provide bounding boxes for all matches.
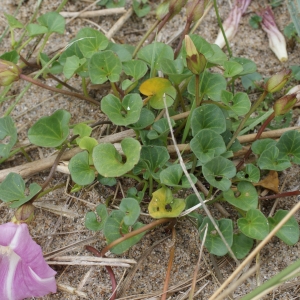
[82,77,88,97]
[195,74,200,106]
[213,0,232,57]
[123,173,143,183]
[226,90,268,150]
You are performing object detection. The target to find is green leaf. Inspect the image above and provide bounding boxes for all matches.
[59,40,84,65]
[284,22,297,39]
[188,71,227,101]
[104,210,145,254]
[85,203,108,231]
[276,130,300,164]
[93,137,141,177]
[159,165,182,187]
[231,233,253,259]
[191,104,226,136]
[202,156,236,191]
[236,164,260,183]
[76,27,109,58]
[291,65,300,80]
[185,194,204,219]
[148,186,185,218]
[119,198,141,226]
[137,42,174,69]
[221,92,251,117]
[26,24,48,37]
[101,93,143,126]
[249,15,262,29]
[268,210,299,245]
[0,173,41,208]
[28,110,70,147]
[190,129,226,164]
[199,217,233,256]
[238,209,269,240]
[133,0,151,17]
[223,181,258,211]
[68,151,95,185]
[105,0,125,8]
[73,123,92,138]
[78,136,98,156]
[208,44,228,66]
[147,118,175,143]
[252,139,277,155]
[106,42,132,62]
[63,55,86,79]
[0,116,17,159]
[97,175,117,186]
[221,130,242,152]
[123,60,148,80]
[230,57,257,76]
[134,146,169,179]
[0,50,19,63]
[128,108,155,130]
[257,146,291,171]
[223,61,243,78]
[89,50,122,84]
[241,72,262,90]
[37,12,65,34]
[4,13,23,29]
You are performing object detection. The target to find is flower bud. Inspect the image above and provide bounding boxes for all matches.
[186,0,206,23]
[13,203,35,224]
[169,0,187,16]
[273,94,297,116]
[156,0,170,20]
[0,59,21,86]
[185,35,207,74]
[265,69,291,93]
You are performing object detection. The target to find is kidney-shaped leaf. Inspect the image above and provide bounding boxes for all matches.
[123,60,148,80]
[268,210,299,245]
[37,12,65,34]
[104,210,145,254]
[93,137,141,177]
[139,77,176,109]
[276,130,300,164]
[231,233,253,259]
[89,50,122,84]
[223,61,243,78]
[191,104,226,136]
[101,93,143,126]
[148,186,185,219]
[238,209,269,240]
[129,108,155,130]
[0,173,41,208]
[69,151,95,185]
[0,116,17,159]
[119,197,141,226]
[236,164,260,183]
[28,110,70,147]
[75,27,108,58]
[199,217,233,256]
[202,156,236,191]
[223,181,258,211]
[85,203,108,231]
[190,129,226,164]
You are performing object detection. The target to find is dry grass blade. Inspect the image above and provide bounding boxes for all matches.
[60,8,126,18]
[57,283,88,298]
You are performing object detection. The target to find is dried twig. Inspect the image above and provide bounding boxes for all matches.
[60,8,126,18]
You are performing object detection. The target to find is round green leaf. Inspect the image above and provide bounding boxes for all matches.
[236,164,260,183]
[199,217,233,256]
[223,181,258,211]
[76,27,108,58]
[223,61,243,78]
[268,210,299,245]
[202,156,236,191]
[0,116,17,159]
[148,186,185,219]
[128,108,155,130]
[123,60,148,80]
[89,50,122,84]
[37,12,65,34]
[231,233,253,259]
[227,92,251,117]
[276,130,300,164]
[69,151,95,185]
[119,198,141,226]
[251,139,277,155]
[101,93,143,126]
[28,110,70,147]
[191,104,226,136]
[104,210,145,254]
[73,123,92,138]
[238,209,269,240]
[160,165,182,186]
[190,129,226,164]
[85,204,108,231]
[93,137,141,177]
[230,57,257,76]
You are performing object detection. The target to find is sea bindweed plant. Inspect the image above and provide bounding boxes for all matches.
[0,0,300,298]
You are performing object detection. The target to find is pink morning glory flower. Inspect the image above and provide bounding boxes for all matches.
[0,222,56,300]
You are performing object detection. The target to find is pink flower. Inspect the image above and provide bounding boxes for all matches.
[0,222,56,300]
[214,0,251,48]
[258,6,288,62]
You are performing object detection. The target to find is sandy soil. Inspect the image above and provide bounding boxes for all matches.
[0,0,300,299]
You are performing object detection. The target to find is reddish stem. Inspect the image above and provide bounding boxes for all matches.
[85,245,117,300]
[259,190,300,200]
